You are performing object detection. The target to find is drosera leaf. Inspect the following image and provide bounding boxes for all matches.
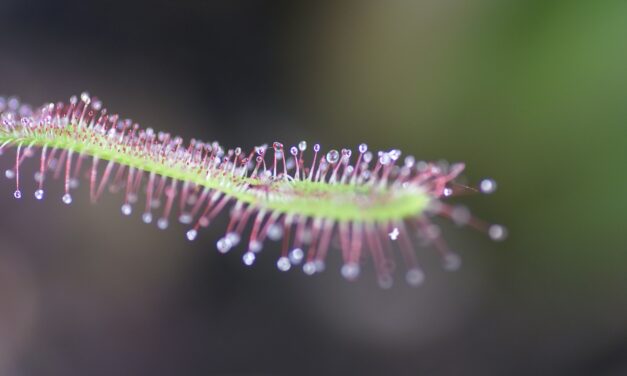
[0,93,507,287]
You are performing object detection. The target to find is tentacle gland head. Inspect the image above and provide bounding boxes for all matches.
[0,93,507,287]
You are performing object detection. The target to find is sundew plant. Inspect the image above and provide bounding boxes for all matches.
[0,93,506,287]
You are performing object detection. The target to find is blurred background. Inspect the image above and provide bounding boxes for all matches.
[0,0,626,375]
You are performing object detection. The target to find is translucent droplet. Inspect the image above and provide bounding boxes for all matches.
[388,227,399,241]
[289,248,304,264]
[91,99,102,111]
[363,152,373,163]
[488,224,507,241]
[443,187,453,196]
[249,240,262,253]
[379,153,391,165]
[326,149,340,164]
[451,206,471,226]
[198,217,210,227]
[5,169,15,179]
[443,253,462,271]
[377,275,394,289]
[267,224,283,241]
[358,143,368,153]
[242,251,256,266]
[277,257,291,271]
[157,218,169,230]
[142,212,153,224]
[290,146,298,156]
[388,149,402,161]
[80,91,91,103]
[405,268,425,286]
[298,141,307,151]
[34,189,44,200]
[341,263,360,280]
[313,144,320,152]
[178,213,192,224]
[13,190,21,199]
[121,203,132,216]
[480,179,497,194]
[62,193,72,205]
[226,232,240,247]
[186,229,197,241]
[303,261,316,275]
[217,238,231,253]
[314,260,325,272]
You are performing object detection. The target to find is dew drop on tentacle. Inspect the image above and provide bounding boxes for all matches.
[378,152,391,166]
[216,237,231,254]
[451,206,471,226]
[405,268,425,287]
[267,224,283,241]
[62,193,73,205]
[326,149,340,164]
[121,203,132,216]
[178,213,192,224]
[186,229,197,241]
[442,252,462,271]
[288,248,305,265]
[249,240,262,253]
[488,224,508,241]
[13,190,21,199]
[34,189,44,200]
[277,256,291,271]
[303,261,316,275]
[242,251,256,266]
[480,178,497,194]
[157,218,169,230]
[377,274,394,289]
[142,212,153,224]
[341,262,360,281]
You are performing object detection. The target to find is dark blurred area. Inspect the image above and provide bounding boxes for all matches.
[1,0,626,375]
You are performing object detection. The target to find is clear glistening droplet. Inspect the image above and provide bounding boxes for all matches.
[341,263,360,280]
[142,212,153,223]
[326,150,340,164]
[405,268,425,286]
[488,224,507,241]
[276,257,291,271]
[121,203,132,216]
[289,248,304,265]
[242,251,256,266]
[480,178,497,194]
[157,218,169,230]
[303,261,316,275]
[62,193,72,205]
[186,229,197,241]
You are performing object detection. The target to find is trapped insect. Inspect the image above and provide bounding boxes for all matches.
[0,93,506,287]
